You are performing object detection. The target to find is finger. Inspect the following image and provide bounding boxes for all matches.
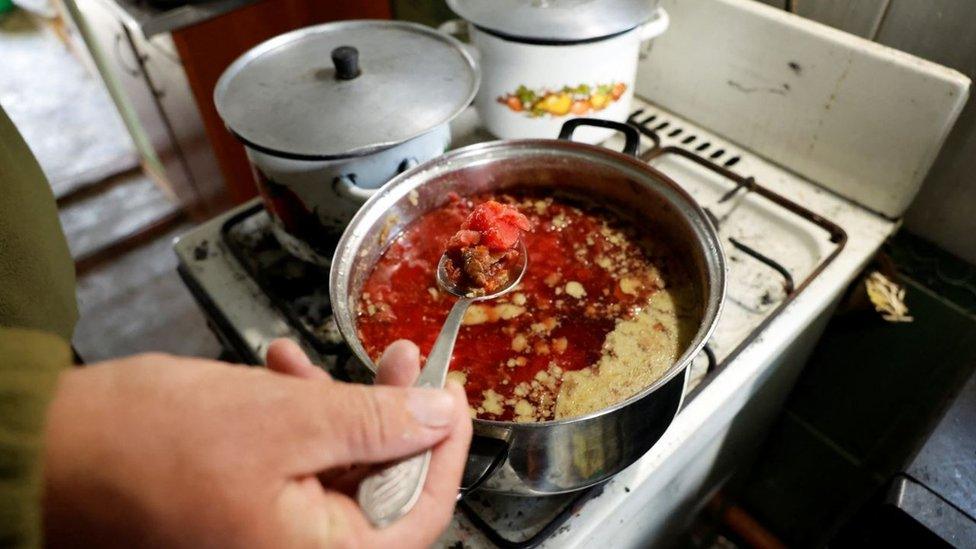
[274,475,379,548]
[283,381,459,473]
[375,339,420,387]
[317,464,375,497]
[266,338,330,380]
[375,381,473,546]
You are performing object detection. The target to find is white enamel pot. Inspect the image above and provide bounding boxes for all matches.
[245,124,451,266]
[440,7,668,144]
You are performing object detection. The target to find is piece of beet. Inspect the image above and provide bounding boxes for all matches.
[460,201,531,251]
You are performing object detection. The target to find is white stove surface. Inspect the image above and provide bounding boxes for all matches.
[174,97,896,547]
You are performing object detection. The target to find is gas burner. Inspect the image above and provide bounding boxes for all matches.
[221,208,343,355]
[624,107,846,384]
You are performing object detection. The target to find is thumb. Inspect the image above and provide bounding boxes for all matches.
[266,338,330,380]
[285,381,462,472]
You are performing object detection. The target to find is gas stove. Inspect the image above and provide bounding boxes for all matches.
[174,97,891,546]
[174,1,968,546]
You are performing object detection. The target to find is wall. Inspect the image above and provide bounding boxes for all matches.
[756,0,976,265]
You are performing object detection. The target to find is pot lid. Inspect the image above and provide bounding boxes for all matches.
[446,0,658,42]
[214,20,479,160]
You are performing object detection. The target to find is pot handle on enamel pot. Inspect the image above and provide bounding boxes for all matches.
[437,19,481,65]
[459,434,510,495]
[333,158,419,203]
[558,118,641,157]
[639,7,670,41]
[333,175,375,202]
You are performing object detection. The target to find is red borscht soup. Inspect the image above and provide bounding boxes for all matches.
[356,192,699,422]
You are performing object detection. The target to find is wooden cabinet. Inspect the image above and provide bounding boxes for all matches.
[76,0,204,213]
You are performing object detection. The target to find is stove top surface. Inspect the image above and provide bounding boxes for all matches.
[175,99,896,547]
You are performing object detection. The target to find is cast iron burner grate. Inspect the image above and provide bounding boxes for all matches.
[221,207,349,365]
[210,109,847,547]
[625,108,847,400]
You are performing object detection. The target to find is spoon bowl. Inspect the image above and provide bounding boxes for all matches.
[436,239,529,299]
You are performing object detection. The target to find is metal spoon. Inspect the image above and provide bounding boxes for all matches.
[357,240,528,527]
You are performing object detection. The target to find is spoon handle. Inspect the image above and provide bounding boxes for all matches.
[357,297,471,527]
[417,297,471,388]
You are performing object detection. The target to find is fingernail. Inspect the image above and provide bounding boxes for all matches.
[380,339,420,365]
[407,389,455,427]
[446,380,469,403]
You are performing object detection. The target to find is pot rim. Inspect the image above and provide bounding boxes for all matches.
[330,138,727,429]
[446,0,661,44]
[469,21,637,46]
[232,121,453,163]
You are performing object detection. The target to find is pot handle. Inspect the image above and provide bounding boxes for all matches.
[459,434,510,495]
[334,158,420,203]
[437,19,481,65]
[558,118,641,157]
[399,157,419,173]
[639,7,670,41]
[333,175,375,202]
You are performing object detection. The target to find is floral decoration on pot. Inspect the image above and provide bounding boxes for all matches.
[497,82,627,117]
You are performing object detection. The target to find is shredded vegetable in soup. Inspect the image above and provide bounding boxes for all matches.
[356,191,699,422]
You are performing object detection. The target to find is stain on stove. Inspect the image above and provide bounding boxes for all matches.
[193,239,210,260]
[727,80,789,96]
[624,486,631,493]
[807,56,853,153]
[788,61,802,75]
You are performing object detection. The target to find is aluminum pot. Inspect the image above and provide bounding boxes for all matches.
[243,125,452,266]
[330,119,726,495]
[440,0,669,144]
[215,20,479,266]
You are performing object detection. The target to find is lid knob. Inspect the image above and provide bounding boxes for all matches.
[331,46,361,80]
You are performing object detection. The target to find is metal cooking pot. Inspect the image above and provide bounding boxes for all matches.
[215,20,479,266]
[330,119,726,495]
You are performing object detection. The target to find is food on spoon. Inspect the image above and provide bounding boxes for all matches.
[357,192,700,422]
[443,200,531,294]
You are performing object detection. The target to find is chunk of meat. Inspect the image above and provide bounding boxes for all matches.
[446,229,481,250]
[461,245,494,288]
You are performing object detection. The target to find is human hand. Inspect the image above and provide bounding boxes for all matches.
[43,341,470,548]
